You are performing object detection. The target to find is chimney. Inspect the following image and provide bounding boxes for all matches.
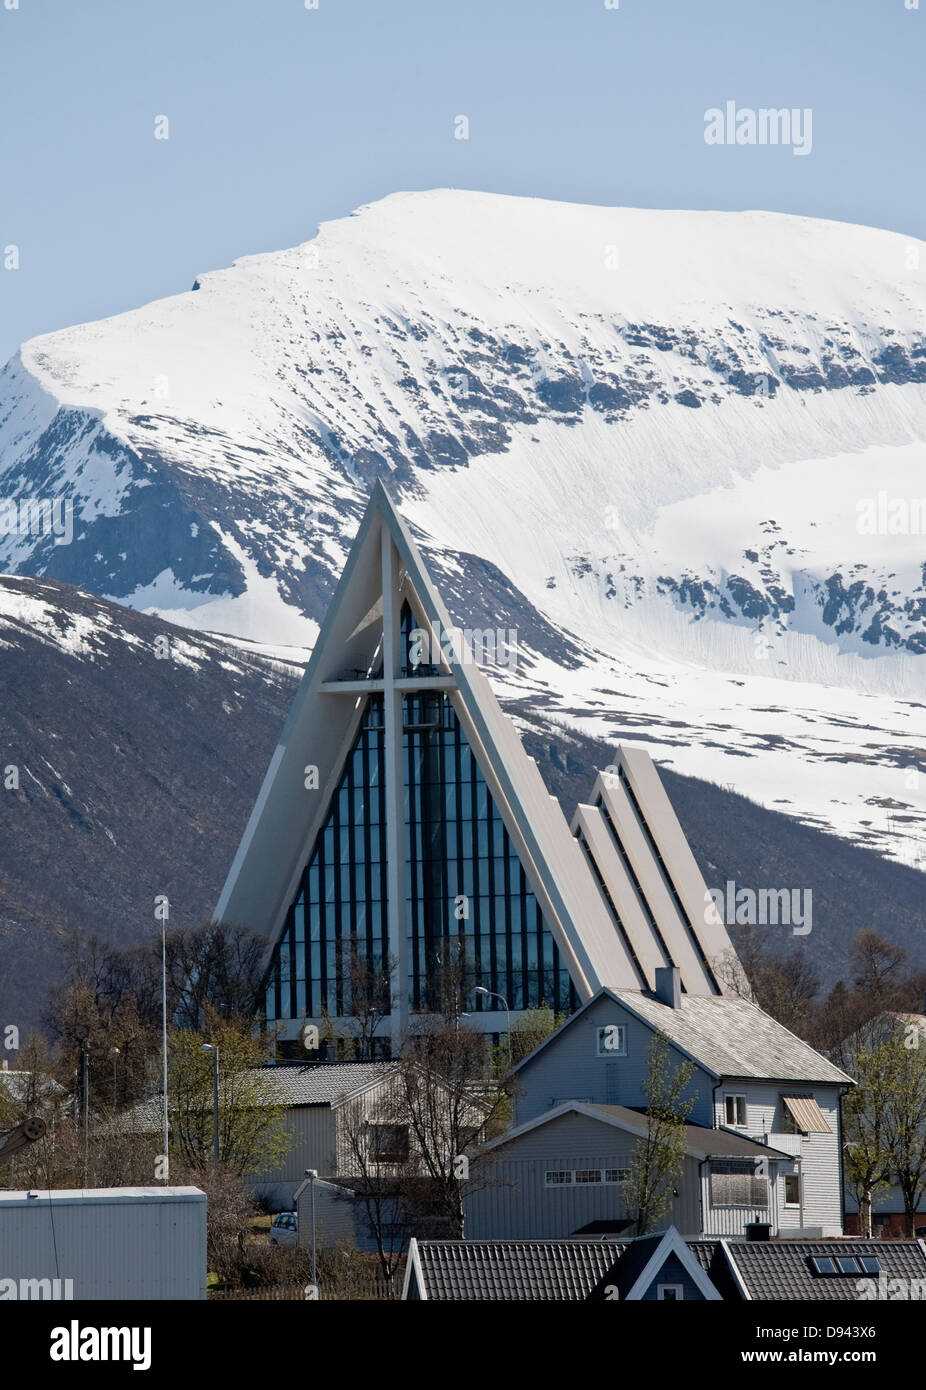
[654,966,681,1009]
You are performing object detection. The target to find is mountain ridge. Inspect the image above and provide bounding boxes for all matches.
[0,189,924,864]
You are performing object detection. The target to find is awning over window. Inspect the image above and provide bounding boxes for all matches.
[781,1095,831,1134]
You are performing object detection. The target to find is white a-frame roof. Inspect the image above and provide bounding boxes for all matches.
[214,482,644,1034]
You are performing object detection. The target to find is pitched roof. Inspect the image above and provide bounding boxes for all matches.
[405,1230,926,1301]
[599,1226,724,1300]
[725,1238,926,1301]
[510,986,852,1086]
[117,1061,392,1132]
[609,989,852,1085]
[0,1068,66,1102]
[405,1237,628,1301]
[477,1100,790,1161]
[244,1061,392,1106]
[214,481,642,1004]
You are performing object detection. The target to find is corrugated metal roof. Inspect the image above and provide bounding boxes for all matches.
[610,989,852,1085]
[781,1095,832,1134]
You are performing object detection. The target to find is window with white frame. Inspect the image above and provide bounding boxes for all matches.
[657,1284,683,1300]
[545,1167,629,1187]
[709,1158,769,1208]
[723,1093,747,1128]
[784,1172,801,1207]
[597,1024,626,1057]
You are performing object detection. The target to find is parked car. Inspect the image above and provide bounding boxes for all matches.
[269,1211,298,1247]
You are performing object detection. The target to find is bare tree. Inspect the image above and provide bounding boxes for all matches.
[851,929,907,1000]
[395,1014,504,1239]
[336,1091,416,1282]
[344,938,397,1059]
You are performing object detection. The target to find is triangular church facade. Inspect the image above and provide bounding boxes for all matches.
[215,484,741,1052]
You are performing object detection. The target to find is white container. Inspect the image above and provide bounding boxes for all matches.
[0,1186,206,1301]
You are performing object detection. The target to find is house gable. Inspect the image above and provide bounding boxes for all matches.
[512,991,713,1126]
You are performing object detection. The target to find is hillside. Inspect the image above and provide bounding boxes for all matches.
[0,191,923,863]
[1,575,923,1034]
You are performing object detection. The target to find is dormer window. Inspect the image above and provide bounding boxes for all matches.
[724,1093,747,1128]
[597,1024,626,1057]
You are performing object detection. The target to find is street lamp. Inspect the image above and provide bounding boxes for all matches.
[201,1044,219,1165]
[109,1047,120,1109]
[474,987,511,1070]
[80,1048,90,1187]
[305,1168,318,1292]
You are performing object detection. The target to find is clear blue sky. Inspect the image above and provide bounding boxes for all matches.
[0,0,923,364]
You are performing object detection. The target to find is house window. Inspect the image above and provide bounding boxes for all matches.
[780,1094,831,1134]
[724,1094,747,1128]
[604,1168,630,1185]
[597,1025,626,1057]
[545,1170,573,1186]
[657,1284,683,1300]
[371,1124,409,1162]
[575,1169,603,1185]
[784,1173,801,1207]
[709,1159,769,1208]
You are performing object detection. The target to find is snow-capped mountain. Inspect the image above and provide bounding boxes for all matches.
[2,572,925,1034]
[0,190,924,865]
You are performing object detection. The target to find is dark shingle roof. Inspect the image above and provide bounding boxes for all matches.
[688,1241,744,1301]
[409,1233,926,1301]
[412,1239,629,1300]
[726,1238,926,1301]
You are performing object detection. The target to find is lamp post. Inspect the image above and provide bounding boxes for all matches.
[305,1168,318,1292]
[109,1047,120,1110]
[201,1044,219,1165]
[160,920,169,1179]
[80,1048,89,1187]
[474,987,511,1070]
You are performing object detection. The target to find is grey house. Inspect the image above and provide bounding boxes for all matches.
[248,1061,409,1208]
[465,1100,788,1239]
[495,974,852,1238]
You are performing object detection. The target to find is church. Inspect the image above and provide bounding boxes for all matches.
[214,482,749,1055]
